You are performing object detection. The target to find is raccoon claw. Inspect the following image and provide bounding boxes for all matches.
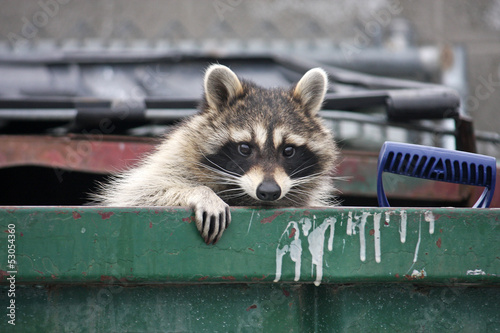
[194,202,231,245]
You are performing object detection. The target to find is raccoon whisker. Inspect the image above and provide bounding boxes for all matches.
[194,160,241,181]
[288,188,313,199]
[290,172,326,186]
[197,151,242,179]
[331,176,352,182]
[216,187,245,195]
[219,192,247,201]
[289,160,320,178]
[221,151,246,175]
[280,192,305,206]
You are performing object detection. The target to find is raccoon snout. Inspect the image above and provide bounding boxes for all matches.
[256,180,281,201]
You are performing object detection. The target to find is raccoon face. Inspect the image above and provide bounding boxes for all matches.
[198,64,336,206]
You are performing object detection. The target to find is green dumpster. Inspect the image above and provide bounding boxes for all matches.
[1,206,499,332]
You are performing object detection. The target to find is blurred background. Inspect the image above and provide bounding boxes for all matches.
[0,0,499,135]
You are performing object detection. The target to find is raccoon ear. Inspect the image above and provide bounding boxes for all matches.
[204,64,243,110]
[293,68,328,115]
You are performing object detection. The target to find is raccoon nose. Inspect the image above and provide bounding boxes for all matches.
[256,181,281,201]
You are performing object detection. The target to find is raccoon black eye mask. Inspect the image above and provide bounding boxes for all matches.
[92,64,339,244]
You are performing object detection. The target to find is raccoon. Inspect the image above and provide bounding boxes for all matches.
[93,64,339,244]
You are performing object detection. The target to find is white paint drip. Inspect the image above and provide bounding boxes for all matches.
[247,210,255,234]
[328,217,335,251]
[290,239,302,282]
[346,211,354,235]
[466,269,486,276]
[274,217,336,286]
[413,217,422,263]
[384,211,391,227]
[424,210,435,234]
[373,213,381,263]
[274,221,302,283]
[359,212,370,262]
[399,210,407,243]
[308,217,336,286]
[274,245,289,283]
[301,217,312,236]
[411,269,427,278]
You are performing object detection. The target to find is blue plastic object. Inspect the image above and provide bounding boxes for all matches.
[377,142,497,208]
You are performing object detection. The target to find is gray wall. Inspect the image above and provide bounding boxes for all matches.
[1,0,499,134]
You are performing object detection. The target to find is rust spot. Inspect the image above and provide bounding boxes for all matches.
[182,216,195,223]
[221,276,236,280]
[198,276,209,281]
[289,228,296,239]
[261,211,285,224]
[35,270,44,275]
[282,289,290,297]
[248,248,254,252]
[384,221,389,226]
[51,274,58,280]
[436,238,442,248]
[149,222,153,228]
[246,304,257,311]
[100,275,115,282]
[20,232,23,237]
[395,273,400,278]
[251,275,267,281]
[98,211,114,220]
[82,272,87,276]
[0,270,9,281]
[73,211,82,219]
[369,229,375,236]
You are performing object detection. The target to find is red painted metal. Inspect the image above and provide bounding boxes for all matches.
[0,135,498,207]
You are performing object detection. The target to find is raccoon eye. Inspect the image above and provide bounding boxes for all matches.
[238,143,252,156]
[283,146,296,158]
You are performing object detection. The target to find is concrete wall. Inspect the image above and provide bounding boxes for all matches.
[1,0,499,134]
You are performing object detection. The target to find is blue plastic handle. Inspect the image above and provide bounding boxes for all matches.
[377,141,497,208]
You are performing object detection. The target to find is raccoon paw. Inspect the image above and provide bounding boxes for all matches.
[193,197,231,245]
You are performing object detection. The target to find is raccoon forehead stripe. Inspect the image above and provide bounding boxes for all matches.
[229,128,252,143]
[273,127,308,148]
[253,124,268,150]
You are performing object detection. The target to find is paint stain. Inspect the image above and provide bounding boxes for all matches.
[221,276,236,280]
[98,212,114,220]
[100,275,115,282]
[73,211,82,219]
[261,211,285,224]
[289,228,296,239]
[182,216,195,223]
[436,237,442,248]
[149,222,153,228]
[246,304,257,311]
[369,229,375,236]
